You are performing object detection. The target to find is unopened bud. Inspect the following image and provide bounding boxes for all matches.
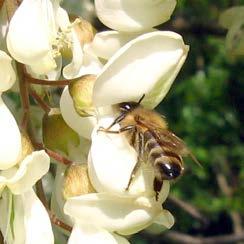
[68,74,96,117]
[70,16,96,44]
[19,132,34,162]
[63,163,95,199]
[42,108,80,154]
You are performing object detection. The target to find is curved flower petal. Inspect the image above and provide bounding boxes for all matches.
[95,0,176,32]
[93,31,189,109]
[0,51,16,92]
[68,223,129,244]
[88,117,137,194]
[14,189,54,244]
[90,30,152,60]
[0,96,21,170]
[60,86,97,139]
[0,189,13,243]
[0,150,50,194]
[64,192,163,235]
[153,209,174,229]
[7,0,57,75]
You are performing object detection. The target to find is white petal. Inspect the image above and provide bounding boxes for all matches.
[64,193,161,235]
[68,223,129,244]
[93,31,189,109]
[60,86,97,139]
[0,96,21,170]
[0,51,16,92]
[15,189,54,244]
[0,189,13,243]
[7,0,56,75]
[89,117,137,194]
[154,209,174,229]
[0,151,50,194]
[62,29,84,79]
[95,0,176,32]
[90,30,153,60]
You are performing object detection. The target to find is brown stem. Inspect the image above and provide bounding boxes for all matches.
[48,211,72,232]
[162,16,227,37]
[34,142,73,165]
[216,164,243,234]
[36,180,49,209]
[26,76,71,86]
[168,196,208,225]
[0,230,4,244]
[29,88,51,113]
[163,231,244,244]
[16,62,30,131]
[35,180,72,232]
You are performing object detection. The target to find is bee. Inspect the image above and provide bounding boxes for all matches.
[98,95,200,199]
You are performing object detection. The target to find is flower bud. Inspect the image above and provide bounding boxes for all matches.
[68,74,96,117]
[19,132,34,162]
[71,16,96,44]
[42,108,80,154]
[63,163,95,199]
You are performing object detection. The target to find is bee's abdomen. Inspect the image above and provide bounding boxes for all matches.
[144,130,183,180]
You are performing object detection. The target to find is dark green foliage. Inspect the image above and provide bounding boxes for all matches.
[152,1,244,240]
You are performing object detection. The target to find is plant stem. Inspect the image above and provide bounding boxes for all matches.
[16,62,30,131]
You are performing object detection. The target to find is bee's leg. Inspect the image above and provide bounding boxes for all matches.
[126,132,144,191]
[153,178,163,201]
[98,125,135,134]
[98,113,126,132]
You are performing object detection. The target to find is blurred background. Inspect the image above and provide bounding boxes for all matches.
[63,0,244,243]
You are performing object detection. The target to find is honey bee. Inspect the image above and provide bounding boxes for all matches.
[98,95,200,199]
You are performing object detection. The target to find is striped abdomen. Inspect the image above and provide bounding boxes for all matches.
[143,130,183,181]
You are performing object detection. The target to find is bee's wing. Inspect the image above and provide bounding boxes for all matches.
[154,128,202,167]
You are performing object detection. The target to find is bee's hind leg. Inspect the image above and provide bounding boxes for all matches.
[126,132,144,191]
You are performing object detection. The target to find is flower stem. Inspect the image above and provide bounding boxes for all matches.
[29,88,51,113]
[34,142,73,165]
[16,62,30,131]
[36,180,72,232]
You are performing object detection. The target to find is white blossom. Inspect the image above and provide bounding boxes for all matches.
[6,0,102,79]
[0,50,53,244]
[95,0,176,32]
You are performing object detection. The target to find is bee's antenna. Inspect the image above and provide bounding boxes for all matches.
[189,151,203,168]
[138,94,145,105]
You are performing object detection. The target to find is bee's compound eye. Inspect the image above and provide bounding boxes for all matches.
[157,163,182,180]
[119,102,138,112]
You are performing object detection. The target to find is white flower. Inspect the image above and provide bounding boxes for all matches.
[60,30,188,243]
[0,50,53,244]
[0,50,21,170]
[90,0,177,61]
[6,0,102,78]
[95,0,176,32]
[61,31,189,136]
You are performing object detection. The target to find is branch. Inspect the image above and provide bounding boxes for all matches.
[162,17,227,37]
[168,196,208,225]
[29,88,51,113]
[34,142,73,165]
[16,62,30,130]
[35,180,72,232]
[0,230,3,244]
[163,231,244,244]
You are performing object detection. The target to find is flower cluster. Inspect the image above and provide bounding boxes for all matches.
[0,0,189,243]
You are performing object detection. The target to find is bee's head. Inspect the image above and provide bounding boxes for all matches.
[118,102,139,113]
[116,94,145,113]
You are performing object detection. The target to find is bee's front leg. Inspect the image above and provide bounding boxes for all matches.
[97,125,135,134]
